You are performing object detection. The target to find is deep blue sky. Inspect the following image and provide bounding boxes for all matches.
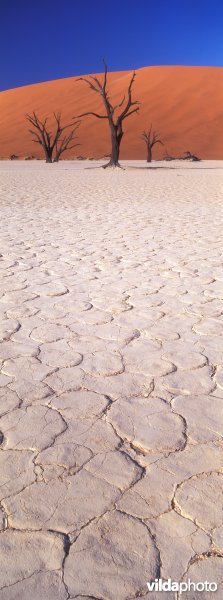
[1,0,223,91]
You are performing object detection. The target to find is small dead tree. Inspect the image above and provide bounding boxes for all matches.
[26,112,80,163]
[76,59,140,168]
[163,150,201,162]
[181,151,200,162]
[141,125,164,163]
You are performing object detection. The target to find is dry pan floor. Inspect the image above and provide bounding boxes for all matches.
[0,160,223,599]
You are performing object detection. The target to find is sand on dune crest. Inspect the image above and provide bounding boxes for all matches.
[0,65,223,159]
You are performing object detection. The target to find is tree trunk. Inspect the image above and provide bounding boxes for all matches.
[44,149,53,163]
[147,146,152,163]
[53,153,60,163]
[103,125,123,168]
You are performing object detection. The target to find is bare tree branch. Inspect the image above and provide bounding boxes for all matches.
[102,57,108,92]
[75,111,107,119]
[122,106,140,120]
[77,77,100,93]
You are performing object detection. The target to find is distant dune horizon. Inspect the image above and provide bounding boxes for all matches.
[0,65,223,160]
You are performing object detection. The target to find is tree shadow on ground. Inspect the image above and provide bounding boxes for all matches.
[84,164,223,171]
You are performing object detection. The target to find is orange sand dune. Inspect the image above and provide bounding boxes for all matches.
[0,66,223,160]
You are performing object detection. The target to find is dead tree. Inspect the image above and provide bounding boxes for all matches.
[26,112,80,163]
[76,59,140,168]
[141,125,164,162]
[181,151,200,162]
[164,150,201,162]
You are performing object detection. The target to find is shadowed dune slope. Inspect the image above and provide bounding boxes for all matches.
[0,66,223,159]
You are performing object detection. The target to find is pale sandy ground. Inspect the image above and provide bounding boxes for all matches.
[0,160,223,599]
